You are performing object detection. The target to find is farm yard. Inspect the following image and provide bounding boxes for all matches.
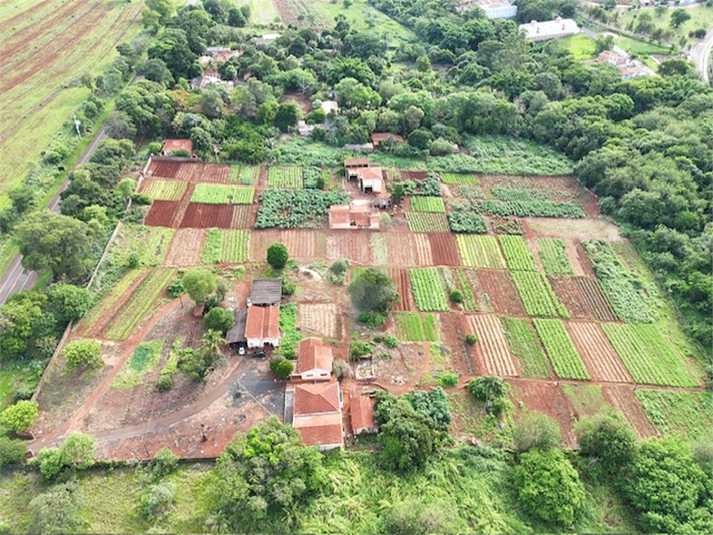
[26,156,707,463]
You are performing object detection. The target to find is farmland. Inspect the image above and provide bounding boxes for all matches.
[538,238,572,275]
[634,390,713,440]
[267,166,303,188]
[511,272,569,318]
[465,314,518,377]
[142,180,188,201]
[501,317,551,378]
[456,235,506,269]
[440,173,479,185]
[533,319,589,380]
[411,196,446,213]
[406,212,450,232]
[409,268,450,311]
[499,236,537,271]
[395,312,424,341]
[202,229,249,264]
[190,184,255,204]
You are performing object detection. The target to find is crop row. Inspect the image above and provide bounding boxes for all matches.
[538,238,572,274]
[634,390,712,440]
[533,319,589,380]
[454,269,478,310]
[472,200,585,218]
[396,313,423,341]
[440,173,479,185]
[499,235,537,271]
[409,268,450,311]
[82,269,146,328]
[501,317,551,378]
[601,323,697,387]
[490,187,547,202]
[455,235,506,269]
[268,166,303,188]
[105,268,176,341]
[255,190,349,228]
[201,229,248,264]
[411,196,446,213]
[423,314,440,341]
[238,165,258,185]
[406,212,449,232]
[190,184,254,204]
[511,272,569,318]
[582,240,655,323]
[447,209,487,233]
[142,180,187,201]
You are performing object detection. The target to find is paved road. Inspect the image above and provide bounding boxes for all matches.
[690,27,713,83]
[0,127,108,304]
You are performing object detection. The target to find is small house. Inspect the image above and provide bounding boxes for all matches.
[289,382,344,451]
[248,279,282,307]
[329,203,380,230]
[519,17,580,41]
[245,305,280,348]
[295,338,334,381]
[161,139,194,156]
[350,393,378,435]
[371,133,405,148]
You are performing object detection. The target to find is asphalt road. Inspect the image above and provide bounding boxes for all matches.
[690,27,713,83]
[0,127,108,304]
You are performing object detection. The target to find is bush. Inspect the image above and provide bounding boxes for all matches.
[28,482,86,535]
[350,340,374,361]
[449,290,463,304]
[330,259,349,275]
[468,376,509,416]
[267,242,289,269]
[349,268,398,314]
[0,436,27,465]
[167,278,185,298]
[438,372,459,388]
[465,333,478,345]
[150,447,179,479]
[157,375,173,392]
[357,311,387,329]
[514,411,562,453]
[332,359,351,381]
[281,277,295,296]
[374,334,398,348]
[63,340,103,372]
[576,411,637,476]
[139,482,176,522]
[274,359,294,379]
[203,307,235,334]
[0,400,39,433]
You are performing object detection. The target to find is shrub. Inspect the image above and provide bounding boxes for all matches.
[357,311,386,329]
[514,411,562,453]
[449,290,463,304]
[157,375,173,392]
[465,333,478,345]
[0,400,39,433]
[438,372,458,388]
[274,359,294,379]
[150,448,179,479]
[349,268,398,314]
[468,376,509,416]
[374,334,398,348]
[139,482,176,522]
[267,243,289,269]
[167,278,185,298]
[330,259,349,275]
[333,359,351,381]
[350,340,374,361]
[63,340,103,372]
[203,307,235,334]
[281,277,295,296]
[576,411,637,476]
[0,436,27,465]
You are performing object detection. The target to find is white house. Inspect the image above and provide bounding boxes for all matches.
[295,338,333,381]
[245,305,280,348]
[519,17,580,41]
[476,0,517,19]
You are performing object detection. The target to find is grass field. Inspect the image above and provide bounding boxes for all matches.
[0,0,144,199]
[559,33,597,60]
[614,5,713,49]
[634,389,713,440]
[310,0,414,42]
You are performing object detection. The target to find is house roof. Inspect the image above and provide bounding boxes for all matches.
[329,205,350,226]
[226,309,247,344]
[250,279,282,306]
[245,305,280,341]
[371,133,405,146]
[357,167,383,182]
[162,139,193,154]
[519,18,579,40]
[293,412,344,448]
[344,158,371,167]
[293,382,340,415]
[298,338,333,374]
[351,394,376,432]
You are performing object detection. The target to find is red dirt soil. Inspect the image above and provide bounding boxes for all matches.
[165,229,206,266]
[401,170,429,179]
[439,314,475,376]
[386,233,416,267]
[231,205,255,228]
[573,276,618,322]
[463,314,518,377]
[602,385,659,439]
[429,233,461,266]
[180,203,235,228]
[476,270,526,316]
[327,231,372,265]
[145,201,181,227]
[389,268,415,311]
[412,234,433,266]
[566,321,633,383]
[549,275,592,320]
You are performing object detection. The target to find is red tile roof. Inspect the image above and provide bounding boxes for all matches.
[293,412,344,448]
[245,306,280,341]
[162,139,193,154]
[329,205,350,226]
[351,394,376,434]
[294,382,340,415]
[357,167,383,181]
[371,133,405,146]
[344,158,370,167]
[298,338,334,374]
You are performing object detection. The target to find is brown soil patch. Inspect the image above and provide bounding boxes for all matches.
[509,379,578,448]
[145,200,181,227]
[281,92,313,113]
[250,230,322,261]
[573,276,618,322]
[386,233,416,266]
[389,268,415,311]
[477,270,526,316]
[549,275,591,320]
[564,239,587,276]
[180,203,234,228]
[463,314,518,377]
[429,233,460,266]
[149,159,182,179]
[602,385,659,439]
[439,314,474,376]
[231,205,254,228]
[165,229,206,266]
[374,343,425,389]
[401,170,429,179]
[327,231,372,265]
[566,322,633,383]
[412,234,433,266]
[297,303,338,338]
[526,218,623,241]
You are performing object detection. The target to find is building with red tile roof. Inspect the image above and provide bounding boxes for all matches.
[350,393,377,435]
[329,202,380,230]
[371,132,405,147]
[245,305,280,348]
[296,338,334,381]
[161,139,194,156]
[290,382,344,451]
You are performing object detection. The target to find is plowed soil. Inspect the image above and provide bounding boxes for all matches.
[566,322,633,383]
[477,270,526,316]
[145,201,181,227]
[573,276,618,322]
[464,314,518,377]
[249,230,322,260]
[602,385,659,438]
[429,233,461,266]
[165,229,206,266]
[180,203,234,228]
[439,314,474,376]
[412,234,433,266]
[549,275,591,320]
[401,170,429,179]
[149,160,182,179]
[327,231,372,264]
[297,303,338,338]
[386,233,416,267]
[389,268,415,311]
[231,205,254,228]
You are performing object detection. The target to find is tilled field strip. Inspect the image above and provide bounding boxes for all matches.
[566,321,633,383]
[465,314,518,377]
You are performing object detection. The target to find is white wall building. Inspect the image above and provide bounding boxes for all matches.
[519,17,580,41]
[476,0,518,19]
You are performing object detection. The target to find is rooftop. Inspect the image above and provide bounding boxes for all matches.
[245,305,280,341]
[519,18,579,40]
[249,279,282,306]
[344,157,371,167]
[226,309,247,344]
[357,167,383,182]
[298,338,334,374]
[350,394,376,433]
[293,382,340,415]
[162,139,193,154]
[293,412,344,448]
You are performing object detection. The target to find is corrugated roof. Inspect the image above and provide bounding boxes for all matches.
[351,394,376,433]
[226,308,247,344]
[293,382,340,415]
[250,279,282,305]
[298,338,333,375]
[245,306,280,341]
[162,139,193,154]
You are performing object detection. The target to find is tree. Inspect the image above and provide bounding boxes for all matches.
[104,110,137,140]
[138,58,174,86]
[267,243,289,269]
[0,436,27,465]
[46,283,94,324]
[349,268,398,314]
[0,291,58,361]
[15,211,99,281]
[514,449,585,527]
[37,433,97,480]
[227,7,246,27]
[658,58,693,77]
[576,411,637,476]
[378,397,434,471]
[147,28,201,81]
[182,269,218,307]
[201,90,224,119]
[210,418,324,531]
[274,359,294,379]
[203,307,234,334]
[467,376,509,416]
[670,8,691,28]
[274,103,300,133]
[514,411,561,453]
[334,77,382,109]
[28,482,86,535]
[0,400,39,433]
[63,339,103,372]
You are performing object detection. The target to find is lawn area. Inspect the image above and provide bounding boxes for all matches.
[310,0,415,43]
[613,5,713,48]
[613,35,671,56]
[234,0,281,25]
[560,33,597,60]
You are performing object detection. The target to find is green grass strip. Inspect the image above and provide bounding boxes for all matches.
[502,317,551,378]
[533,319,589,380]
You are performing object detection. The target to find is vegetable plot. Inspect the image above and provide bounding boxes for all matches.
[142,180,187,201]
[202,229,248,264]
[538,238,572,274]
[406,212,450,232]
[502,317,551,378]
[471,200,585,218]
[499,235,537,271]
[190,184,254,204]
[455,235,506,268]
[533,319,589,380]
[268,166,303,188]
[409,268,450,311]
[396,313,424,341]
[635,390,712,440]
[511,272,569,318]
[255,190,349,229]
[440,173,479,185]
[411,196,446,213]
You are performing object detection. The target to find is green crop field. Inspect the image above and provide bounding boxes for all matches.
[454,269,478,310]
[538,238,572,274]
[190,184,255,204]
[267,166,303,188]
[499,235,537,271]
[456,235,506,268]
[511,272,569,318]
[108,225,174,269]
[440,173,480,185]
[395,313,424,341]
[491,187,548,202]
[635,390,713,440]
[238,165,259,184]
[471,200,585,218]
[423,314,440,341]
[502,317,551,378]
[409,268,450,311]
[601,323,698,387]
[406,212,450,232]
[80,269,146,329]
[411,196,446,213]
[202,229,249,264]
[142,180,187,201]
[533,319,589,380]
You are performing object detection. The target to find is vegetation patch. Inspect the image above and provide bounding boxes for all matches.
[190,184,254,204]
[142,180,187,201]
[405,212,449,232]
[634,390,713,440]
[538,238,572,275]
[511,272,569,318]
[502,317,550,378]
[255,189,349,229]
[423,314,440,341]
[491,187,548,202]
[499,235,537,271]
[395,313,424,341]
[267,166,303,188]
[274,303,300,357]
[454,269,477,310]
[112,339,165,389]
[202,229,248,264]
[409,268,449,311]
[440,173,479,185]
[447,208,487,234]
[455,235,506,268]
[533,319,589,380]
[462,135,574,175]
[472,200,585,218]
[411,196,445,213]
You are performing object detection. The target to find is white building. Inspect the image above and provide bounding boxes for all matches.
[519,17,580,41]
[476,0,517,19]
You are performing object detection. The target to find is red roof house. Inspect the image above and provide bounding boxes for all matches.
[350,393,377,435]
[371,132,405,147]
[296,338,334,381]
[245,305,280,348]
[291,382,344,451]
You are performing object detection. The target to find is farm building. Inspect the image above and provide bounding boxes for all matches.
[320,100,338,116]
[329,202,380,230]
[519,18,580,41]
[190,75,233,90]
[345,159,384,193]
[371,133,406,147]
[295,338,334,381]
[350,393,378,435]
[248,279,282,306]
[344,158,371,172]
[245,305,280,348]
[287,382,344,451]
[595,50,628,67]
[161,139,194,156]
[226,309,247,350]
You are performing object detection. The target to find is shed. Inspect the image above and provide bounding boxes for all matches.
[249,279,282,306]
[227,309,247,348]
[245,306,281,348]
[351,393,378,435]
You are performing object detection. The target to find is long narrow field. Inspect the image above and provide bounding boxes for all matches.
[533,319,589,380]
[465,314,518,377]
[456,235,506,268]
[566,321,632,383]
[501,317,551,378]
[0,0,144,195]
